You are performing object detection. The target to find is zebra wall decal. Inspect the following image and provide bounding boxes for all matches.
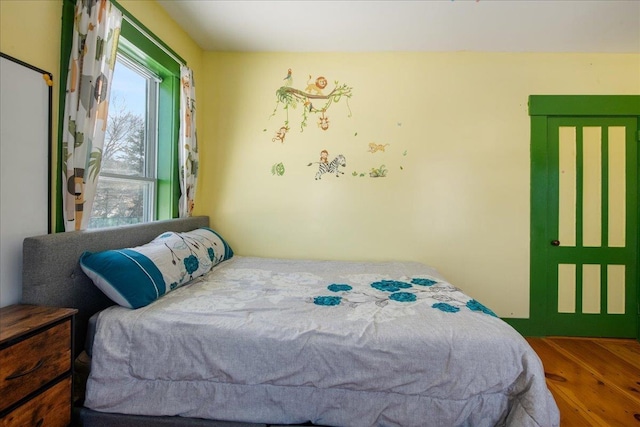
[307,154,346,180]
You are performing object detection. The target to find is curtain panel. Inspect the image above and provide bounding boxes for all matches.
[61,0,122,231]
[179,66,199,217]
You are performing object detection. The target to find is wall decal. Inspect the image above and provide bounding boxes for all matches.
[368,142,389,153]
[270,69,353,137]
[319,149,329,164]
[318,111,329,131]
[307,151,347,180]
[271,162,286,176]
[369,165,388,178]
[304,75,327,95]
[272,125,289,143]
[283,68,292,86]
[349,141,409,179]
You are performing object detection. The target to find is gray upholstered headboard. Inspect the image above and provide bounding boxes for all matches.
[22,216,210,356]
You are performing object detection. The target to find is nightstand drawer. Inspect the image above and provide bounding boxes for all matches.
[1,377,71,427]
[0,320,71,412]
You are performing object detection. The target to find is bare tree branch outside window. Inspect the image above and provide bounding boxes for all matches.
[90,95,147,228]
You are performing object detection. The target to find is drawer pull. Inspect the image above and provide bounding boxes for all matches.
[5,359,44,380]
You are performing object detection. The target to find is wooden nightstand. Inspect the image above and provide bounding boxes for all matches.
[0,305,77,427]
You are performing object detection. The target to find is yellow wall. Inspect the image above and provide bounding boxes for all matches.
[198,52,640,318]
[0,0,203,230]
[2,0,639,319]
[1,1,64,229]
[0,1,61,74]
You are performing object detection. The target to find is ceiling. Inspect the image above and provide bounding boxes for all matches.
[156,0,640,53]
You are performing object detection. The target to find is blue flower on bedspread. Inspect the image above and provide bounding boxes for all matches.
[183,255,199,275]
[328,284,353,292]
[207,247,215,261]
[371,280,412,292]
[466,299,497,317]
[311,277,472,312]
[432,302,460,313]
[389,292,416,302]
[411,278,437,286]
[314,296,342,306]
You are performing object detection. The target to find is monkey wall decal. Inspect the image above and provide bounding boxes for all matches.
[318,111,329,131]
[320,149,329,164]
[272,126,289,143]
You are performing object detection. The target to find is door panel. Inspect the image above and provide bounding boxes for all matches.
[608,127,626,248]
[546,117,637,337]
[582,127,601,247]
[557,126,577,247]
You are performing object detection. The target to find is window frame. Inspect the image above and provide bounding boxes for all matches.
[118,18,181,222]
[57,0,183,232]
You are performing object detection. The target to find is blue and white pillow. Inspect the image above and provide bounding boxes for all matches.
[80,227,233,309]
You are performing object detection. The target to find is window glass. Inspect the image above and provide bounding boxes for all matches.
[89,55,158,228]
[101,59,147,176]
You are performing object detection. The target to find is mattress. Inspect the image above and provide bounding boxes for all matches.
[85,256,559,426]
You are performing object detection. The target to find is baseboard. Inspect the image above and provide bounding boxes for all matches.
[501,317,544,337]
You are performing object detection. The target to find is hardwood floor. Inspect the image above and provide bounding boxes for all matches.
[525,336,640,426]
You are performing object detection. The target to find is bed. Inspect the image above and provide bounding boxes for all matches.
[21,216,559,427]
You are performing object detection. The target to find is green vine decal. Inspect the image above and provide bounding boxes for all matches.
[270,72,353,137]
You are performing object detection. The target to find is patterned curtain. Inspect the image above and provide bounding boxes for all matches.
[179,65,199,217]
[62,0,122,231]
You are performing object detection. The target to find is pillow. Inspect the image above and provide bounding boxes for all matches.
[80,227,233,309]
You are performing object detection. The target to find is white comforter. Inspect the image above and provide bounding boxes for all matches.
[85,256,559,426]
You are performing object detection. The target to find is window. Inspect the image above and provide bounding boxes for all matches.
[57,1,183,231]
[89,54,159,228]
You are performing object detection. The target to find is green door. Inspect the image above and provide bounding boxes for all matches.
[542,117,638,337]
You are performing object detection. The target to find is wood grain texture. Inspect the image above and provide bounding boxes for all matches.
[0,305,77,345]
[0,321,71,411]
[0,304,76,421]
[527,337,640,427]
[0,377,71,427]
